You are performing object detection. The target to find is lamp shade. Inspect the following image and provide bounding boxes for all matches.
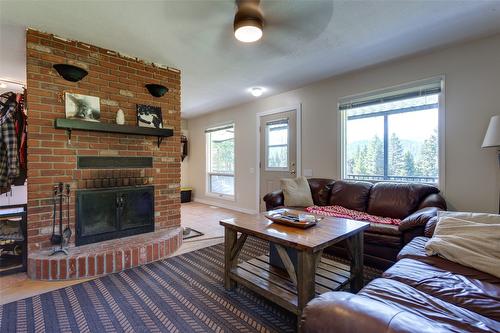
[482,115,500,148]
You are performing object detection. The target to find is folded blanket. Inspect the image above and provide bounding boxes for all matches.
[425,211,500,278]
[306,205,401,225]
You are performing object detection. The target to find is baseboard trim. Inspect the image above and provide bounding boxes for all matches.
[193,198,258,215]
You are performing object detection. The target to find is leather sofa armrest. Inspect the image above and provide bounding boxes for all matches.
[424,216,439,237]
[301,291,439,333]
[399,207,439,232]
[262,190,284,211]
[417,193,447,210]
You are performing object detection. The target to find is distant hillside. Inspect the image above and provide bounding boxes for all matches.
[347,139,425,160]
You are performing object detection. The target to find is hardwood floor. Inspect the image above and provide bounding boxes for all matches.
[0,202,249,305]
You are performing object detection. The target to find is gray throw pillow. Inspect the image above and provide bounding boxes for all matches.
[281,177,314,207]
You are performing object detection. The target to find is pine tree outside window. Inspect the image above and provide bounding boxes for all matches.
[340,78,442,185]
[206,124,235,198]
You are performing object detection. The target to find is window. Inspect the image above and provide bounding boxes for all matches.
[340,79,442,184]
[206,124,235,197]
[266,119,289,170]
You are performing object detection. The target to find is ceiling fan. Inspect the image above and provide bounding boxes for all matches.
[232,0,334,48]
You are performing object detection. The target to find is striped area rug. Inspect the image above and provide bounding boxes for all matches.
[0,237,381,333]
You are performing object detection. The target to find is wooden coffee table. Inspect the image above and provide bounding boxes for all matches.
[220,211,369,331]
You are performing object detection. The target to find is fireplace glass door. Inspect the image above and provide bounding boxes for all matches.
[76,186,154,246]
[119,188,154,230]
[79,190,117,237]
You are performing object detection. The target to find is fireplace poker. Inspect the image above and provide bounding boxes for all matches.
[62,184,72,248]
[50,185,61,245]
[50,182,69,256]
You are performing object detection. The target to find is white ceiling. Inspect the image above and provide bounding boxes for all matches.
[1,1,500,118]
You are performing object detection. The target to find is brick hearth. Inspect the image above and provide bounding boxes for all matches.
[27,228,182,280]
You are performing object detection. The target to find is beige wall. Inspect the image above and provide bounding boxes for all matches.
[187,33,500,214]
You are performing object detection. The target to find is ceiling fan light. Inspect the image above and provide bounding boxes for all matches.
[234,18,263,43]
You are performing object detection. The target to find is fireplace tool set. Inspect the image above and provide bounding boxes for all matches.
[50,182,72,256]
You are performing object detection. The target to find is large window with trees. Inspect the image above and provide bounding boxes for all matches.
[206,124,235,197]
[340,79,442,184]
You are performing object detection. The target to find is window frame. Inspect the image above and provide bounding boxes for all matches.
[205,123,236,201]
[338,77,445,190]
[265,119,290,171]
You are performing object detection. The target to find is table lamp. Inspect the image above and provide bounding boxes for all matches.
[482,115,500,151]
[482,115,500,213]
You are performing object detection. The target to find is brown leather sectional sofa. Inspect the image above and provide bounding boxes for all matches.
[263,178,447,269]
[302,235,500,332]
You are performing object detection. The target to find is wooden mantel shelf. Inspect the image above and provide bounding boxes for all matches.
[54,118,174,147]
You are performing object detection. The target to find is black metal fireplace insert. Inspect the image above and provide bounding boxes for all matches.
[76,186,154,246]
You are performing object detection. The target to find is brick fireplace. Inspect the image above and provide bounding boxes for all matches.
[25,29,182,280]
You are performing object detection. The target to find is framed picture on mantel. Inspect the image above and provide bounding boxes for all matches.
[65,92,100,122]
[136,104,163,129]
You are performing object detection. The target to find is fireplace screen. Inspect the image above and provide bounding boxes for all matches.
[76,186,154,246]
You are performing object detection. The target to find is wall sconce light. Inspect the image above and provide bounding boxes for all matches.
[53,64,88,82]
[145,84,168,97]
[181,135,188,161]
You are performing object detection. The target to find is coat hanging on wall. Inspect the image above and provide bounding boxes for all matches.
[0,91,27,194]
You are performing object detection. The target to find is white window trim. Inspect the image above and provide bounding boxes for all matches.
[205,122,236,201]
[337,76,446,192]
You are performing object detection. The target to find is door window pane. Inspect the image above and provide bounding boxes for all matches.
[268,146,288,168]
[266,122,289,169]
[268,124,288,145]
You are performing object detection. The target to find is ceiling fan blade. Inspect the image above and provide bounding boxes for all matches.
[263,0,334,42]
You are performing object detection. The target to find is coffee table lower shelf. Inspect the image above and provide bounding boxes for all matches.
[230,254,351,315]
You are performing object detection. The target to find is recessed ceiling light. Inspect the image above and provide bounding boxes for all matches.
[0,83,7,89]
[250,87,263,97]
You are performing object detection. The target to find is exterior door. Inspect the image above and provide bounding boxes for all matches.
[259,110,297,211]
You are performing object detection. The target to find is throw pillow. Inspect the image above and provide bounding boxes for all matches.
[425,211,500,278]
[281,177,314,207]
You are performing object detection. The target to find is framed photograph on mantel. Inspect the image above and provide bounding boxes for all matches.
[136,104,163,129]
[65,92,100,122]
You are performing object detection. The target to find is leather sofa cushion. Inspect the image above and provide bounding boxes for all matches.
[307,178,335,206]
[383,258,500,321]
[367,183,440,219]
[398,237,500,286]
[367,222,400,236]
[364,232,401,248]
[360,278,500,332]
[302,291,450,333]
[328,180,372,212]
